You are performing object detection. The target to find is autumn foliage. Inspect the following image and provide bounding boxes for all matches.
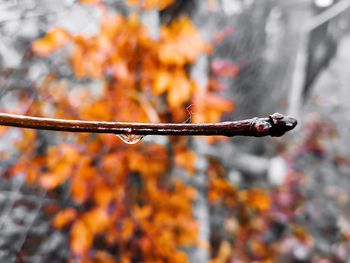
[4,1,279,262]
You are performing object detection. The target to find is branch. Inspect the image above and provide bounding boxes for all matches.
[0,112,297,137]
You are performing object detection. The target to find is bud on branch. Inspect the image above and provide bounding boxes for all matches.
[0,113,297,137]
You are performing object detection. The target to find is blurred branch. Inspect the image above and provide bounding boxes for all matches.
[307,0,350,31]
[0,112,297,137]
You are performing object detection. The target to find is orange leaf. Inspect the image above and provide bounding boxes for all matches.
[174,146,196,175]
[110,62,131,82]
[128,144,168,178]
[158,43,186,65]
[92,183,114,207]
[159,17,208,65]
[70,219,93,256]
[82,208,110,234]
[81,100,112,121]
[121,219,134,241]
[205,93,234,113]
[47,144,80,168]
[167,71,192,108]
[176,220,199,246]
[39,171,69,190]
[76,157,96,180]
[153,69,171,95]
[139,236,152,254]
[101,153,126,176]
[171,251,188,263]
[132,205,152,220]
[213,241,232,263]
[15,129,36,152]
[71,176,89,204]
[127,0,175,10]
[249,240,267,258]
[22,157,42,184]
[71,46,85,78]
[239,189,271,212]
[0,126,9,137]
[93,251,115,263]
[120,255,131,263]
[39,144,80,189]
[193,92,234,123]
[53,208,77,229]
[32,28,70,56]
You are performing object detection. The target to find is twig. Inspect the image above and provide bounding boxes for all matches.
[0,112,297,137]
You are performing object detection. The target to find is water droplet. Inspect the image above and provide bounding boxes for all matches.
[116,134,144,144]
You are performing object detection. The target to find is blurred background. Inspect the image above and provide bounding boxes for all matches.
[0,0,350,262]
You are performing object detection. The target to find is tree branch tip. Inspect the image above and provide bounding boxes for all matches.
[0,112,297,138]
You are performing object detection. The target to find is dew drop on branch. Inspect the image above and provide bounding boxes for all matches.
[116,134,144,144]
